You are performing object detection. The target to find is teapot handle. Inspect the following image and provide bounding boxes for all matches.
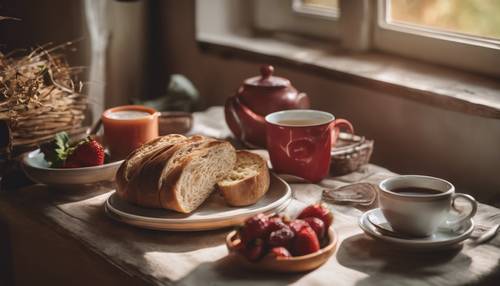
[233,97,266,125]
[225,96,266,148]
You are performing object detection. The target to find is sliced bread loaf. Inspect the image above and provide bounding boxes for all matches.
[217,150,270,207]
[115,134,237,213]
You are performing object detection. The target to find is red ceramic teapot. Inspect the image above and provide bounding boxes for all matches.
[225,65,310,147]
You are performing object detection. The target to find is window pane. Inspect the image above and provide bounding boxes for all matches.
[388,0,500,40]
[303,0,339,10]
[294,0,339,18]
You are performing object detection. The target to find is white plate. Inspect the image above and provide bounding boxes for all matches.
[105,173,292,231]
[359,208,474,250]
[21,149,123,185]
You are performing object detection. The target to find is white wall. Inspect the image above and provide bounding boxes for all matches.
[105,0,148,109]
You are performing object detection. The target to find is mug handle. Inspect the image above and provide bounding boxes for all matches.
[330,118,354,144]
[446,193,478,226]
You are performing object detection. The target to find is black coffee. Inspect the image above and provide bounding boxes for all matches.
[391,187,442,196]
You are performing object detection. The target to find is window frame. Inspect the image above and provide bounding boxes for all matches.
[292,0,339,20]
[253,0,340,40]
[373,0,500,77]
[254,0,500,77]
[380,0,500,47]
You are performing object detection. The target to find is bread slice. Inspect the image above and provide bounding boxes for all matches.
[217,151,270,207]
[133,135,210,208]
[115,134,237,213]
[159,140,237,213]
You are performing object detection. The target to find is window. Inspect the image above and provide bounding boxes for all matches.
[387,0,500,42]
[254,0,340,40]
[293,0,339,19]
[254,0,500,77]
[375,0,500,76]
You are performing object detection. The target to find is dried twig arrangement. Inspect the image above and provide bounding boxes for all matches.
[0,42,87,156]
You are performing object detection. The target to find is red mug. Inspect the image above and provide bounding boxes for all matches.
[265,110,354,182]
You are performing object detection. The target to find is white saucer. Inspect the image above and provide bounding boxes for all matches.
[105,173,292,231]
[359,208,474,250]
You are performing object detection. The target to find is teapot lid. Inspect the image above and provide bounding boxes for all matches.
[244,65,290,87]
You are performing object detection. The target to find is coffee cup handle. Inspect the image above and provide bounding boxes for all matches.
[330,119,354,144]
[446,193,478,226]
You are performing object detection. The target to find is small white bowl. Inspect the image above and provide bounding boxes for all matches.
[21,149,123,185]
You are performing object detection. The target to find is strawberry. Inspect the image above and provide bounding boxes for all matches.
[240,238,264,261]
[65,137,105,168]
[288,219,310,234]
[240,214,269,243]
[268,247,291,259]
[291,226,320,256]
[268,226,295,248]
[266,216,288,234]
[297,203,334,228]
[303,217,326,239]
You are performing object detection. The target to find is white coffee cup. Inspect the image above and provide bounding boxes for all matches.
[378,175,478,237]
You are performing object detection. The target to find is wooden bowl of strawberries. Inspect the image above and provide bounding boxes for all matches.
[226,204,338,273]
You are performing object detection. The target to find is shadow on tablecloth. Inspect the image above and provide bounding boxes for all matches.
[173,254,305,286]
[336,234,477,286]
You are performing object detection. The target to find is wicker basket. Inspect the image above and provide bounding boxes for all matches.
[0,44,87,157]
[330,132,374,176]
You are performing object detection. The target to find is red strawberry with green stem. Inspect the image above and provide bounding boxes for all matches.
[65,137,105,168]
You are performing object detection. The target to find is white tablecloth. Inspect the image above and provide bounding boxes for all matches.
[1,107,499,286]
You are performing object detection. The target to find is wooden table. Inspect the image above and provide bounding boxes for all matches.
[1,107,499,286]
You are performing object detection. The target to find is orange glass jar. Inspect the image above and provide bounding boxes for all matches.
[102,105,159,160]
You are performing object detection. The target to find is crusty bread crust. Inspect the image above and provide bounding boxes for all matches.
[121,134,186,182]
[127,144,175,206]
[134,136,206,208]
[217,151,270,207]
[115,134,237,213]
[115,134,188,204]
